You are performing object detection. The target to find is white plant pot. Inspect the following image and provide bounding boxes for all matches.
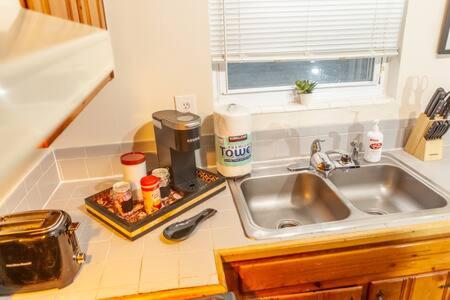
[299,93,314,106]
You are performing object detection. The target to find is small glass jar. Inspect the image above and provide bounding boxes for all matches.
[111,181,133,215]
[151,168,171,198]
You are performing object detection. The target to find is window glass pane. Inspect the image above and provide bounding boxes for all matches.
[227,58,375,90]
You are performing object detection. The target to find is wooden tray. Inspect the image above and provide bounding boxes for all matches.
[84,169,226,240]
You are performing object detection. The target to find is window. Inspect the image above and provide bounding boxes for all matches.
[208,0,406,102]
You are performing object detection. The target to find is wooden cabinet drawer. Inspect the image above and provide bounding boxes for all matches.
[255,286,363,300]
[232,237,450,293]
[367,271,449,300]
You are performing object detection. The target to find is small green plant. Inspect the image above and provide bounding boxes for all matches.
[295,80,318,94]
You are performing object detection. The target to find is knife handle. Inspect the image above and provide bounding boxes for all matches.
[425,88,445,117]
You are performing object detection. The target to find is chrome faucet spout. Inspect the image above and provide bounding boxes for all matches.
[287,139,360,175]
[311,138,325,156]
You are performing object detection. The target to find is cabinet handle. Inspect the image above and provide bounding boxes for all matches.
[439,283,450,289]
[376,291,384,300]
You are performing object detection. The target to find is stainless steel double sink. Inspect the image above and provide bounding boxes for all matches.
[228,154,450,240]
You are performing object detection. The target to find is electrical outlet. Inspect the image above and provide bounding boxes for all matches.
[174,95,197,113]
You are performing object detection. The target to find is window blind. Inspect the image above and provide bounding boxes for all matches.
[209,0,406,62]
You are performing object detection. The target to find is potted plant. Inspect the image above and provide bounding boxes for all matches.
[295,80,318,105]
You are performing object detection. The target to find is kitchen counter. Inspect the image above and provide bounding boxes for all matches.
[3,147,450,300]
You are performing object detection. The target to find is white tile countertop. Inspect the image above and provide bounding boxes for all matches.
[0,179,268,300]
[2,147,450,300]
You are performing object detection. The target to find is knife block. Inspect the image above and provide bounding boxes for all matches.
[404,113,444,161]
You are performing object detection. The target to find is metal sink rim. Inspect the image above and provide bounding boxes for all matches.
[228,153,450,240]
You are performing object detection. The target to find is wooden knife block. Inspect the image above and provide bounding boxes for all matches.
[404,113,443,161]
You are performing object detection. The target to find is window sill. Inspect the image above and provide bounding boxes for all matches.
[242,96,394,115]
[215,83,393,115]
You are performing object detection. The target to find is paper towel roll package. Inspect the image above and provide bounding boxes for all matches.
[214,104,252,177]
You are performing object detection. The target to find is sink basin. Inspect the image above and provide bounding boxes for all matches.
[240,173,350,230]
[328,165,447,215]
[229,154,449,240]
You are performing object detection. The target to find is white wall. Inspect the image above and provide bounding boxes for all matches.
[54,0,450,148]
[54,0,214,147]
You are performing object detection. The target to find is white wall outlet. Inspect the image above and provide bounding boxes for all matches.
[174,95,198,113]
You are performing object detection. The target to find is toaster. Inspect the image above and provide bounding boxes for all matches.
[0,210,85,295]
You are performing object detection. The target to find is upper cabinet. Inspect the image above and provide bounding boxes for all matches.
[0,1,113,184]
[19,0,107,29]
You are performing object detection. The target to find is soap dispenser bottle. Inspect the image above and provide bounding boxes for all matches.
[364,120,384,162]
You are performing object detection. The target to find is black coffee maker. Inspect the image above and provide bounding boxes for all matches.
[152,110,201,192]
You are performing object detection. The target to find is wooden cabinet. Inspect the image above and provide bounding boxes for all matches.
[368,277,408,300]
[368,271,449,300]
[222,235,450,299]
[19,0,107,29]
[259,286,363,300]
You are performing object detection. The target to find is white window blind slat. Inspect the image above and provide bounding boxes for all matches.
[209,0,406,62]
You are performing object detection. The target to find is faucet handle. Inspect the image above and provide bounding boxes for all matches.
[350,140,360,149]
[350,140,360,162]
[311,139,325,155]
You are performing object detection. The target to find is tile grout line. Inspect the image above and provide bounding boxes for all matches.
[1,150,50,205]
[52,149,64,183]
[41,179,63,210]
[61,174,122,184]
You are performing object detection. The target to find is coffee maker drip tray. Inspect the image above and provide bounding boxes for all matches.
[84,168,226,241]
[175,170,215,193]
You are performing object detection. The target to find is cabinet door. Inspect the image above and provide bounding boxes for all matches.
[369,271,449,300]
[409,271,448,300]
[368,277,409,300]
[259,286,363,300]
[19,0,107,29]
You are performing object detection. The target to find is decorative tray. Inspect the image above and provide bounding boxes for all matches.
[84,169,226,240]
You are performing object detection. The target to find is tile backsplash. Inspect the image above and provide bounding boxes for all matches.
[251,118,418,162]
[0,151,59,215]
[54,138,214,182]
[54,118,450,181]
[1,118,449,214]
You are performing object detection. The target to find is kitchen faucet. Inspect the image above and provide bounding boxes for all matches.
[287,139,360,177]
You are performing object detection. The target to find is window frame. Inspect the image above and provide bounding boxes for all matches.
[212,57,390,110]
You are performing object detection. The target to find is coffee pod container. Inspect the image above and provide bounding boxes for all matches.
[152,168,170,198]
[214,103,252,177]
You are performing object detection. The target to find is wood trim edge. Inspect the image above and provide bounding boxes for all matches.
[19,0,28,8]
[38,71,114,148]
[105,285,227,300]
[217,219,450,263]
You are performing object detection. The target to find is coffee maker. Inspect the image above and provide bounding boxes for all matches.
[152,110,201,192]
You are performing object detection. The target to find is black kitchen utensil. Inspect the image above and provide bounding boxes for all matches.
[425,88,445,117]
[425,122,439,140]
[441,121,450,138]
[440,94,450,119]
[433,121,444,139]
[430,97,447,119]
[163,208,217,241]
[437,121,450,139]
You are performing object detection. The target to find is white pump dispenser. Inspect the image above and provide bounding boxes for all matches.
[364,120,384,163]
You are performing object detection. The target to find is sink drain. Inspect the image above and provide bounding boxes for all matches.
[277,219,301,229]
[364,208,388,216]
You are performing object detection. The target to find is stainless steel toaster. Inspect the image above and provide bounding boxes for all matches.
[0,210,85,295]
